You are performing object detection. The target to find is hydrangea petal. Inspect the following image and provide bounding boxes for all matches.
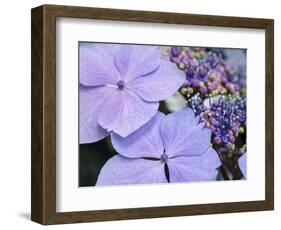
[98,89,159,137]
[96,155,167,185]
[79,85,114,143]
[111,112,165,159]
[168,148,221,182]
[80,43,120,86]
[127,60,185,101]
[238,153,247,178]
[115,45,161,82]
[160,109,211,157]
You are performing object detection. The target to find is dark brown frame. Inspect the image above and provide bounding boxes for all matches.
[31,4,274,225]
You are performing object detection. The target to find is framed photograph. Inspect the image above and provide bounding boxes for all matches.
[31,4,274,225]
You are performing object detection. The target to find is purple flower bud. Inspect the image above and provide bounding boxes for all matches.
[222,135,228,143]
[182,56,190,64]
[229,135,235,143]
[192,79,200,87]
[170,47,181,57]
[222,76,228,83]
[210,118,219,126]
[171,56,181,64]
[225,142,233,150]
[232,126,239,133]
[199,86,207,94]
[214,136,222,144]
[208,80,219,90]
[234,85,240,91]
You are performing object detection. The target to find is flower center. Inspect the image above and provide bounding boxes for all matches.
[160,153,169,162]
[117,80,125,90]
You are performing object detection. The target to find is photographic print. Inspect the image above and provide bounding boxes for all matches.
[79,43,247,187]
[31,5,274,224]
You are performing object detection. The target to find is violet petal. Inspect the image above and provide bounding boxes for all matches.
[160,108,211,157]
[111,112,165,159]
[96,155,167,186]
[238,153,247,178]
[80,43,120,86]
[114,45,161,82]
[168,148,221,182]
[79,85,113,143]
[98,89,159,137]
[127,60,185,102]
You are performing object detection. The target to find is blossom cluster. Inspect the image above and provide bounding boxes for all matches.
[169,47,246,97]
[169,46,247,179]
[187,94,246,151]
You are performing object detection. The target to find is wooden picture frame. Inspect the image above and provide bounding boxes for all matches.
[31,4,274,225]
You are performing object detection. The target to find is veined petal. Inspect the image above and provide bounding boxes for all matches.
[79,85,114,143]
[168,148,221,182]
[115,45,161,82]
[80,43,120,86]
[96,155,167,186]
[160,108,211,157]
[98,89,159,137]
[111,112,165,159]
[127,60,185,102]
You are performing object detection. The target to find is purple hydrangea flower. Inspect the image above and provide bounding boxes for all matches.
[96,109,221,185]
[80,43,185,143]
[169,47,246,98]
[238,153,246,178]
[187,94,246,151]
